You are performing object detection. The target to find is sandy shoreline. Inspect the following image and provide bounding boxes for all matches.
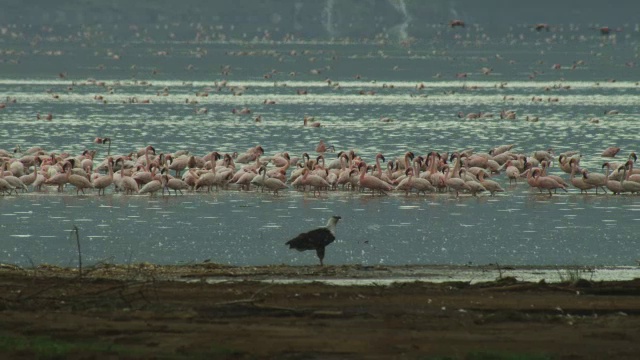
[5,262,638,283]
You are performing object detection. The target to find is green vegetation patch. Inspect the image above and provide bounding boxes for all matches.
[0,334,132,359]
[427,352,553,360]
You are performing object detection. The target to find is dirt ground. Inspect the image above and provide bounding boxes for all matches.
[1,263,640,359]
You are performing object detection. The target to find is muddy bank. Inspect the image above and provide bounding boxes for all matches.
[1,264,640,359]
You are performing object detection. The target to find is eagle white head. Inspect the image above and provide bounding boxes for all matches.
[325,215,341,235]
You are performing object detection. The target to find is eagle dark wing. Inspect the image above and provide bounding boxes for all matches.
[285,227,335,251]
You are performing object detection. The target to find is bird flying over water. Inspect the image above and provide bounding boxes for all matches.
[285,216,341,266]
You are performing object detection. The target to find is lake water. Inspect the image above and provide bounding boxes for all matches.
[1,22,640,268]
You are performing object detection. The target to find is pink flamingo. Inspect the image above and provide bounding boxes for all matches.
[358,162,393,195]
[443,166,469,197]
[259,166,288,195]
[0,163,18,194]
[569,159,594,194]
[0,175,15,194]
[540,161,570,190]
[165,154,189,177]
[533,168,567,196]
[92,157,114,195]
[195,152,222,192]
[162,172,190,195]
[600,162,624,195]
[235,169,258,191]
[236,146,264,164]
[621,161,640,194]
[132,165,155,186]
[68,169,94,195]
[504,160,521,184]
[581,164,608,194]
[118,160,139,195]
[18,158,41,190]
[557,154,578,174]
[301,168,331,197]
[371,153,395,185]
[410,158,437,195]
[477,171,504,196]
[138,177,163,196]
[45,161,72,192]
[395,168,414,195]
[271,152,291,168]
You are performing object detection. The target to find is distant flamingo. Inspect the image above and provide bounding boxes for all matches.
[500,110,516,119]
[534,23,550,32]
[316,140,328,153]
[601,147,621,157]
[599,27,621,36]
[37,113,53,121]
[231,107,251,115]
[304,116,321,127]
[94,137,112,156]
[457,112,480,120]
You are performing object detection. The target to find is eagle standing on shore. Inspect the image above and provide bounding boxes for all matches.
[285,216,341,266]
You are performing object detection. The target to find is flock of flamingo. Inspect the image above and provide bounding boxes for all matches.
[1,142,639,197]
[0,17,635,199]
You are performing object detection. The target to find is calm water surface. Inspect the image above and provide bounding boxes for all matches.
[1,25,639,267]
